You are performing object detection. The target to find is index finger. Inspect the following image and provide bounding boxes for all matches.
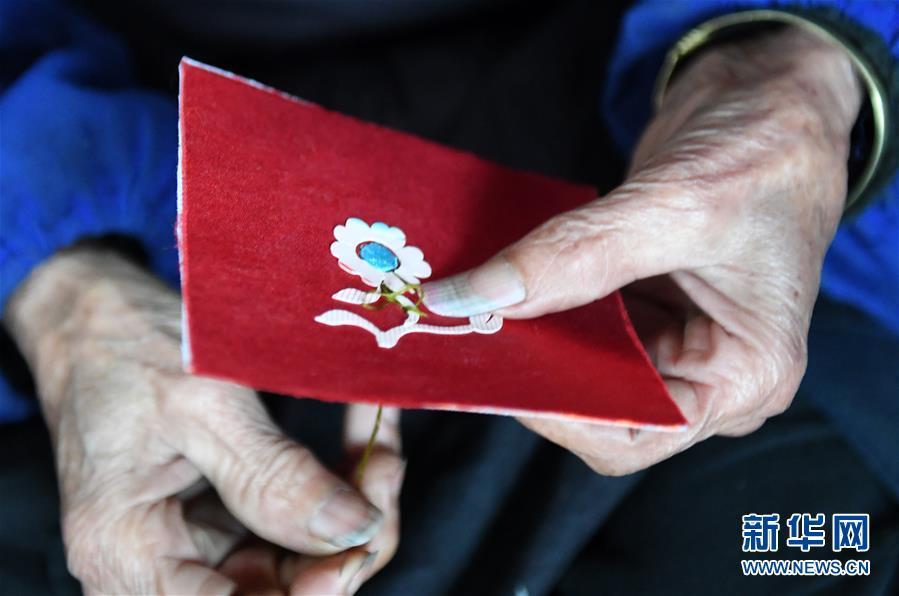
[517,379,711,476]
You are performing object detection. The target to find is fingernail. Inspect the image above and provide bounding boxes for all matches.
[169,564,236,596]
[422,257,526,317]
[198,573,238,596]
[308,487,383,548]
[341,550,377,594]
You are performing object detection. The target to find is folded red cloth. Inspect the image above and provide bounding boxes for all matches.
[178,58,685,428]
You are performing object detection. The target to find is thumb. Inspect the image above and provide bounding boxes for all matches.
[422,192,702,318]
[173,382,383,556]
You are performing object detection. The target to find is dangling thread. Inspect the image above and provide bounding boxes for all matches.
[351,277,418,483]
[354,404,383,485]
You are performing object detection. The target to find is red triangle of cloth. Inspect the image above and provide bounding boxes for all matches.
[177,58,686,429]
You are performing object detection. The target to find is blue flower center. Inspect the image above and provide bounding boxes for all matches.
[358,242,399,272]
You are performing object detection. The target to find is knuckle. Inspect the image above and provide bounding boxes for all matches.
[777,336,807,399]
[62,508,104,585]
[763,396,792,419]
[265,440,318,482]
[158,377,229,420]
[376,528,401,568]
[537,208,598,240]
[722,417,767,437]
[617,175,717,244]
[582,449,652,477]
[591,461,634,477]
[757,335,807,419]
[529,209,609,260]
[241,438,321,512]
[587,457,645,477]
[574,424,691,478]
[158,377,263,440]
[511,207,622,294]
[783,349,808,397]
[763,383,799,419]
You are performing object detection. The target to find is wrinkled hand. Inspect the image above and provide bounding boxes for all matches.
[5,247,404,595]
[423,28,862,475]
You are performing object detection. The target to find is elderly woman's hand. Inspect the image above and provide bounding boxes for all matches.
[423,27,863,475]
[5,247,404,595]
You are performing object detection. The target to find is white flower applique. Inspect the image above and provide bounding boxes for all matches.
[314,217,502,348]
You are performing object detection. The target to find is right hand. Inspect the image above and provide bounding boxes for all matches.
[422,26,859,476]
[4,246,405,595]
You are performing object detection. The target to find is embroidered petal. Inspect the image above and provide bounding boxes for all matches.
[396,245,432,279]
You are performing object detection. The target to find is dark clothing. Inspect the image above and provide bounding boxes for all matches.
[2,299,898,595]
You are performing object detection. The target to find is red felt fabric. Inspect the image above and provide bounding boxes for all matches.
[178,58,686,428]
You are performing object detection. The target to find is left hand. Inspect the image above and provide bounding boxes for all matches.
[422,27,863,475]
[4,247,404,595]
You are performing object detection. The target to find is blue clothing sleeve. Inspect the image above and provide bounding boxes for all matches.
[602,0,899,335]
[0,0,180,306]
[0,0,179,421]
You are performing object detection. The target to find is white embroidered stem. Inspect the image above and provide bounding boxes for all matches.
[332,288,382,305]
[314,305,501,349]
[314,309,398,348]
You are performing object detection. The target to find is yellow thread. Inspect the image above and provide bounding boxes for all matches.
[363,281,427,317]
[354,404,383,485]
[353,278,420,484]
